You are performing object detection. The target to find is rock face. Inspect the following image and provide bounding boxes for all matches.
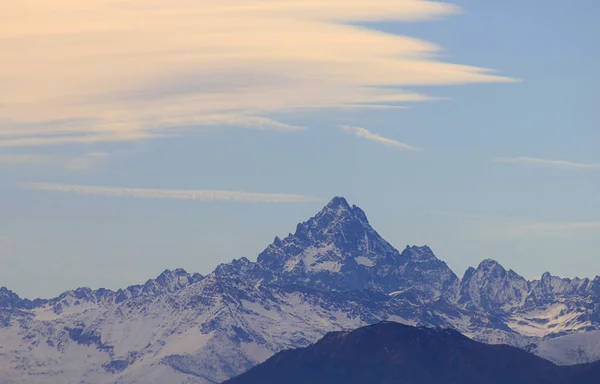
[0,196,599,383]
[458,259,530,313]
[224,322,600,384]
[256,197,459,300]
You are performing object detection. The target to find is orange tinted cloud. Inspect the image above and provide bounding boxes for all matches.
[0,0,514,147]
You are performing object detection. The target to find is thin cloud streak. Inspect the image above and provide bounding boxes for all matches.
[22,183,320,203]
[340,126,419,151]
[0,115,302,148]
[494,157,600,170]
[65,152,109,170]
[0,0,515,147]
[0,152,109,170]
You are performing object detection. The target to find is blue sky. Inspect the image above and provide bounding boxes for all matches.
[1,0,599,298]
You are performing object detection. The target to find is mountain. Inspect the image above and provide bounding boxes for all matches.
[0,196,599,383]
[458,259,530,313]
[256,197,459,300]
[224,322,600,384]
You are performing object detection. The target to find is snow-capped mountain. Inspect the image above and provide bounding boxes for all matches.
[458,259,530,313]
[256,196,459,301]
[0,197,599,383]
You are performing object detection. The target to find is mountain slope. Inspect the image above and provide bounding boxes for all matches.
[256,197,459,300]
[458,259,530,313]
[223,322,600,384]
[0,196,599,383]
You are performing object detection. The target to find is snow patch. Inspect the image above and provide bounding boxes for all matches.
[311,261,342,273]
[354,256,375,267]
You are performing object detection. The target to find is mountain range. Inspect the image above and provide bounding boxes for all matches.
[224,321,600,384]
[1,197,600,383]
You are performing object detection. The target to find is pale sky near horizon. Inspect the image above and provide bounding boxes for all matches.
[1,0,599,298]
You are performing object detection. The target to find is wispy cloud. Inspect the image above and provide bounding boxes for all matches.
[22,183,320,203]
[0,152,109,170]
[0,0,514,147]
[0,115,302,148]
[65,152,109,170]
[184,115,305,132]
[340,126,419,151]
[494,157,600,170]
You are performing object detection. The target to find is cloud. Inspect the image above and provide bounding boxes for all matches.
[494,157,600,170]
[65,152,109,170]
[0,0,514,147]
[143,114,305,133]
[0,152,109,170]
[22,183,320,203]
[340,126,419,150]
[0,115,302,148]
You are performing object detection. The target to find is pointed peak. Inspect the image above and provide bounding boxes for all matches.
[326,196,350,209]
[0,287,16,295]
[158,268,172,276]
[477,259,504,270]
[154,268,194,286]
[233,256,251,265]
[471,259,526,282]
[156,269,177,280]
[215,256,256,276]
[462,266,477,280]
[401,245,437,262]
[173,268,188,276]
[313,196,370,226]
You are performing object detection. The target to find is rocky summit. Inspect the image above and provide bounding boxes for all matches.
[1,197,600,383]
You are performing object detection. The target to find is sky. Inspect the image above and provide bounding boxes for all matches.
[1,0,599,298]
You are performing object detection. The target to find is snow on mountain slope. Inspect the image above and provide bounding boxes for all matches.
[458,259,530,313]
[0,196,599,383]
[257,197,459,301]
[535,330,600,365]
[0,269,478,383]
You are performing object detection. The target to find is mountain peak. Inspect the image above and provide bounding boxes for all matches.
[401,245,437,262]
[0,287,24,309]
[459,259,529,313]
[256,196,410,292]
[478,259,504,271]
[312,196,368,225]
[325,196,351,209]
